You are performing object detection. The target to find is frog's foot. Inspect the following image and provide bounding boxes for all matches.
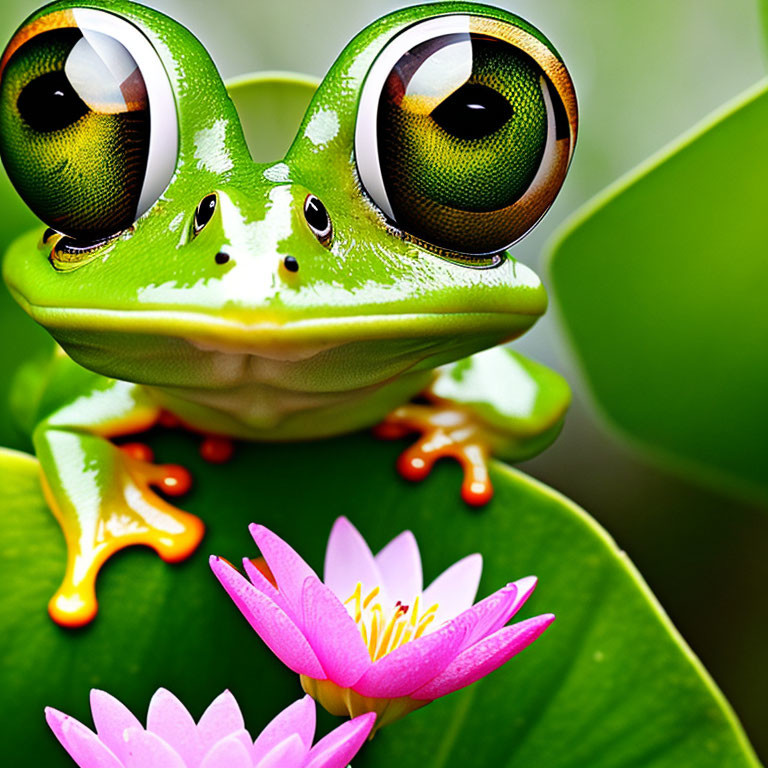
[374,403,494,506]
[44,443,203,627]
[118,443,193,496]
[200,435,235,464]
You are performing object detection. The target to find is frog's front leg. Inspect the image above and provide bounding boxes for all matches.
[375,347,571,506]
[32,379,204,627]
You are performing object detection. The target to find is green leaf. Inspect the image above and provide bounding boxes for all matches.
[0,433,759,767]
[226,72,319,163]
[547,79,768,503]
[0,178,48,453]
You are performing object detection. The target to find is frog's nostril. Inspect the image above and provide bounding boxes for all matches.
[283,255,299,272]
[215,251,230,265]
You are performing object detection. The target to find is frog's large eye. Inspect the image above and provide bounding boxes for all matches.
[0,8,177,241]
[355,14,577,256]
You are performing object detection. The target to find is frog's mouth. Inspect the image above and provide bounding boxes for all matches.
[16,295,540,362]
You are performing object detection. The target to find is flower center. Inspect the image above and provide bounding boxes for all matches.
[344,582,439,661]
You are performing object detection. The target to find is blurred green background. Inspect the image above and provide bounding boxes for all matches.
[0,0,766,761]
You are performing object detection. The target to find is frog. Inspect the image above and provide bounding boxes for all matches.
[0,0,577,627]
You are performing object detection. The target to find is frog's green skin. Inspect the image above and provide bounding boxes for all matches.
[2,0,571,626]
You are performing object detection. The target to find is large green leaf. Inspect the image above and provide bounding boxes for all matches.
[547,79,768,502]
[227,72,318,163]
[0,433,759,768]
[0,164,47,452]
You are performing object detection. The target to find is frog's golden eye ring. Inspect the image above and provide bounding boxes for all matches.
[0,7,178,241]
[355,13,577,256]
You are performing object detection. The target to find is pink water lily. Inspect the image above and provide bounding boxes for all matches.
[211,517,554,731]
[45,689,375,768]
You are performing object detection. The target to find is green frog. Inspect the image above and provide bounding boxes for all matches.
[0,0,577,626]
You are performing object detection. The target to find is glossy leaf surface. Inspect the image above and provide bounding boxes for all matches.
[227,73,318,163]
[547,80,768,502]
[0,434,759,768]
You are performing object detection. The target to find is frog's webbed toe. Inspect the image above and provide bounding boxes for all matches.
[39,431,204,628]
[375,347,571,507]
[375,402,494,506]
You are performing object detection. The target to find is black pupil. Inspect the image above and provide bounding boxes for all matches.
[431,82,513,141]
[304,196,329,234]
[17,70,89,133]
[196,195,217,229]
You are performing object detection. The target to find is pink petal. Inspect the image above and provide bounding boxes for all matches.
[200,734,253,768]
[353,613,469,698]
[374,530,422,605]
[197,690,247,754]
[458,577,539,652]
[122,727,186,768]
[323,517,381,604]
[45,708,75,758]
[90,690,143,764]
[249,524,317,618]
[458,583,519,651]
[422,554,483,624]
[411,614,555,700]
[301,576,372,687]
[46,708,124,768]
[210,557,325,678]
[305,712,376,768]
[252,696,315,765]
[507,576,538,618]
[256,734,307,768]
[146,688,201,765]
[242,558,287,612]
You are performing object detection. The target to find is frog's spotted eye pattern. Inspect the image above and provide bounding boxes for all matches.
[0,8,177,241]
[355,14,577,256]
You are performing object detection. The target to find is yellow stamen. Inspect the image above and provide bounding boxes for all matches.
[363,586,380,609]
[344,582,363,623]
[345,583,440,661]
[369,611,379,656]
[391,621,406,649]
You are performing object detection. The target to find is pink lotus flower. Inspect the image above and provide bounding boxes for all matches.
[211,517,554,732]
[45,689,375,767]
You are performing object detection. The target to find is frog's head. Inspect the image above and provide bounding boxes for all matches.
[0,0,576,389]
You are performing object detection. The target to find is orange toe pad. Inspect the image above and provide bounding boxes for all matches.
[374,403,494,506]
